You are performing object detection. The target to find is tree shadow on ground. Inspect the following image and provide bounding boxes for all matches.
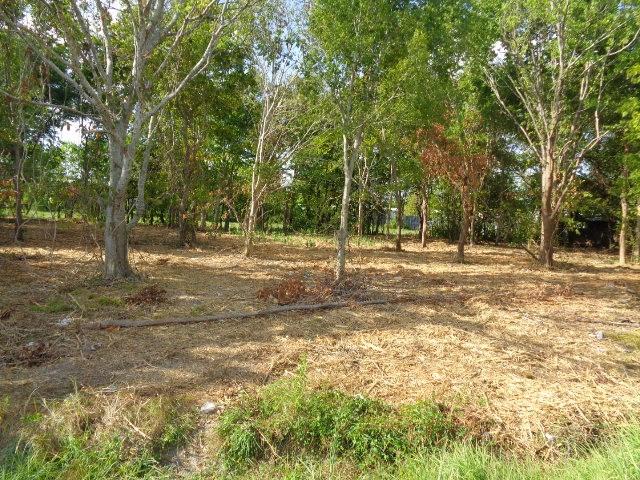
[2,221,639,416]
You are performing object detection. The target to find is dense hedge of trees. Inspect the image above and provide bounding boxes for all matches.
[1,0,639,279]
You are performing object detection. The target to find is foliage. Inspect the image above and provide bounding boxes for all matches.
[218,366,461,471]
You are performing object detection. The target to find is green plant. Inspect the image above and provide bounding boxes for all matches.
[95,296,124,307]
[217,368,459,470]
[0,392,196,479]
[30,297,72,314]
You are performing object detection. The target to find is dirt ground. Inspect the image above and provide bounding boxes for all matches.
[2,219,640,455]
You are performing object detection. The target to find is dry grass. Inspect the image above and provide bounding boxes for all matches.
[1,218,640,457]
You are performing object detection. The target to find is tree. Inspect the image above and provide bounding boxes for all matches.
[0,0,253,279]
[307,0,407,281]
[420,122,491,262]
[483,0,639,267]
[619,59,640,263]
[243,2,316,256]
[0,21,58,242]
[154,19,254,247]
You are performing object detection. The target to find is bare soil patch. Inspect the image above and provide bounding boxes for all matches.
[1,219,640,455]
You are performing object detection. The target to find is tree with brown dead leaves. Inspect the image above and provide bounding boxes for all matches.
[420,123,491,262]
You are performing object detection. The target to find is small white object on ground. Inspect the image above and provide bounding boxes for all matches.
[595,331,604,340]
[200,402,221,414]
[57,315,73,327]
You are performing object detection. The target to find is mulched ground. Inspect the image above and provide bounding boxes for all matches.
[1,219,640,456]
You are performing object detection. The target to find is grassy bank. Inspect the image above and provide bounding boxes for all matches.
[1,370,639,479]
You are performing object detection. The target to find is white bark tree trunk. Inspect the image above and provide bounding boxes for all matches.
[244,194,258,257]
[336,130,362,282]
[104,132,134,280]
[357,195,365,237]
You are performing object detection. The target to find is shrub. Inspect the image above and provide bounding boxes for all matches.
[218,367,460,470]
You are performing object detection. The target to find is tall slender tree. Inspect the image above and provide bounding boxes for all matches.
[307,0,407,281]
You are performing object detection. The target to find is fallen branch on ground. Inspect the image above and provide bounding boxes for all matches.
[88,298,409,329]
[519,243,538,261]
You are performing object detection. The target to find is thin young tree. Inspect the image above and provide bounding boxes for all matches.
[244,1,316,256]
[307,0,406,281]
[0,0,253,280]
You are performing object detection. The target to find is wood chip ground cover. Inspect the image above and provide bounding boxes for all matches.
[1,220,639,457]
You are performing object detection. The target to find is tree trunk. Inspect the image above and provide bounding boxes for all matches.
[13,143,25,242]
[244,196,258,257]
[199,210,207,230]
[619,167,629,266]
[283,190,293,234]
[456,204,470,262]
[178,196,196,247]
[357,194,365,237]
[223,211,230,232]
[336,172,353,281]
[395,192,404,252]
[104,195,133,280]
[634,200,640,263]
[336,131,361,282]
[539,163,556,268]
[104,141,135,281]
[420,189,430,248]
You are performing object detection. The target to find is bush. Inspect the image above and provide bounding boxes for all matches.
[218,367,460,470]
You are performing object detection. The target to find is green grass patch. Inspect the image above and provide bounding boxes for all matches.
[217,367,640,479]
[0,392,196,480]
[218,366,461,471]
[29,297,72,314]
[609,330,640,350]
[225,424,640,480]
[94,295,124,307]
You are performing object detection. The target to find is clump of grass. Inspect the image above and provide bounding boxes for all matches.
[218,367,460,471]
[391,424,640,480]
[95,296,124,307]
[30,297,72,314]
[609,330,640,350]
[0,391,196,479]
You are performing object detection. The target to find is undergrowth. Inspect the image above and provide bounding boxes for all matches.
[0,392,196,480]
[2,371,640,480]
[232,428,640,480]
[218,365,462,471]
